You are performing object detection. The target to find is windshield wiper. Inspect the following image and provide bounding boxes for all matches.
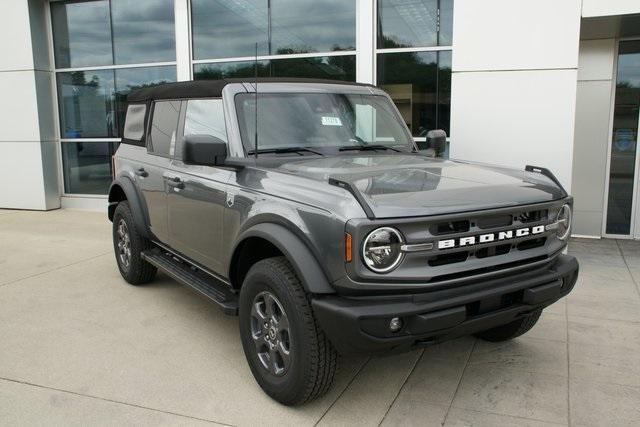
[246,146,324,156]
[339,144,401,153]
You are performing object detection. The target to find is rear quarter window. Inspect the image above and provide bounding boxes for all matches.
[122,103,147,143]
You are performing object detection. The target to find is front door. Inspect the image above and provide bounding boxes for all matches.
[605,40,640,239]
[167,98,232,274]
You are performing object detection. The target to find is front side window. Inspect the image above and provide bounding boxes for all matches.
[184,99,227,142]
[149,101,181,156]
[235,93,413,152]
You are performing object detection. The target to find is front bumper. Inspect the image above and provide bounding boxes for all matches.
[312,254,578,354]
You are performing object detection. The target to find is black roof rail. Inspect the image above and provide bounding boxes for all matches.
[525,165,567,196]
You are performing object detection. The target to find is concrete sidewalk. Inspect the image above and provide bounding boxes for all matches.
[0,209,639,426]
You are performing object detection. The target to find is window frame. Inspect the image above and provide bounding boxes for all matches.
[49,0,179,198]
[373,0,453,144]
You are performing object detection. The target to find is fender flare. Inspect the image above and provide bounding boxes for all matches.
[108,177,150,239]
[232,223,335,294]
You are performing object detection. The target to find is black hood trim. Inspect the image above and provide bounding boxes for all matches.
[525,165,568,197]
[328,177,376,219]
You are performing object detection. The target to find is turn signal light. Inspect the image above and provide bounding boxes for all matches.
[345,233,352,263]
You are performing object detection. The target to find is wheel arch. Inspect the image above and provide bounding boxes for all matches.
[229,223,335,295]
[108,178,150,239]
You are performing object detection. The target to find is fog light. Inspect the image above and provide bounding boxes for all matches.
[389,317,402,332]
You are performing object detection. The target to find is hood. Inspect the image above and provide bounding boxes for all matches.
[275,154,565,218]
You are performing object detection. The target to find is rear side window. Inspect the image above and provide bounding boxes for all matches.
[122,103,146,142]
[184,99,227,142]
[149,101,181,156]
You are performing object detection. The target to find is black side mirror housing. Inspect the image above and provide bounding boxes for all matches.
[183,134,227,166]
[426,129,447,157]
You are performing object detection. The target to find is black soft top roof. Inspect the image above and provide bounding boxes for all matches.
[127,78,374,102]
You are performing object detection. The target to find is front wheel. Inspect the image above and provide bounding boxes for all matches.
[474,308,542,342]
[239,257,337,405]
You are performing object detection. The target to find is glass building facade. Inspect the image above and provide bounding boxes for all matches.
[50,0,453,195]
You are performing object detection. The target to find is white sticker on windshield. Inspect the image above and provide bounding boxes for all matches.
[321,116,342,126]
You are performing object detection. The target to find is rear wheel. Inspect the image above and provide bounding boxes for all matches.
[112,201,157,285]
[474,308,542,342]
[239,257,337,405]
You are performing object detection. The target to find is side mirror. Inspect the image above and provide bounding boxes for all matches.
[183,134,227,166]
[426,129,447,157]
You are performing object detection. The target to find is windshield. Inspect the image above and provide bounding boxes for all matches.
[235,93,414,153]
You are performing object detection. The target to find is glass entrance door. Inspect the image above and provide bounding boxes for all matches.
[605,40,640,238]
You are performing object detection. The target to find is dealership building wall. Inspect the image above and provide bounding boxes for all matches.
[1,0,639,240]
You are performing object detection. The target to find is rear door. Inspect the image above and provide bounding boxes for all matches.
[167,98,232,274]
[138,100,181,244]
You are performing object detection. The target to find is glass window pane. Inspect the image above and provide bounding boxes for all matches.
[438,51,452,135]
[123,104,147,141]
[111,0,175,65]
[377,0,438,49]
[62,142,116,194]
[184,100,228,141]
[606,40,640,235]
[191,0,268,60]
[51,0,113,68]
[270,0,355,54]
[150,101,181,156]
[194,56,355,81]
[270,55,355,81]
[57,70,116,138]
[194,61,270,80]
[439,0,454,46]
[378,51,451,137]
[115,66,176,137]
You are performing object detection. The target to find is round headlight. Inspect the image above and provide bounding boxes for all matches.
[556,204,572,240]
[362,227,404,273]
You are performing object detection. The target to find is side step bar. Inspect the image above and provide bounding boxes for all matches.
[142,248,239,315]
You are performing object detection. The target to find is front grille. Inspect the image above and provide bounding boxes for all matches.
[428,251,468,267]
[475,243,511,258]
[476,214,512,229]
[518,209,548,223]
[399,205,558,283]
[430,220,470,235]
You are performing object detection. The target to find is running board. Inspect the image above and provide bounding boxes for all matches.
[141,248,238,315]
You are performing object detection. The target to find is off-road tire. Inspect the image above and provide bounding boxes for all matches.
[474,308,543,342]
[239,256,338,405]
[112,201,157,285]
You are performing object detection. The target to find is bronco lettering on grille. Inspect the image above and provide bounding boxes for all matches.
[437,225,545,250]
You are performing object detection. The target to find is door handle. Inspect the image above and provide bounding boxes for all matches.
[164,175,185,189]
[135,167,148,178]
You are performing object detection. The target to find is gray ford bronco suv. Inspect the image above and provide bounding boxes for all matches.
[109,78,578,405]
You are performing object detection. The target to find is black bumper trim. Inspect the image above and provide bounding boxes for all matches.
[312,254,578,354]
